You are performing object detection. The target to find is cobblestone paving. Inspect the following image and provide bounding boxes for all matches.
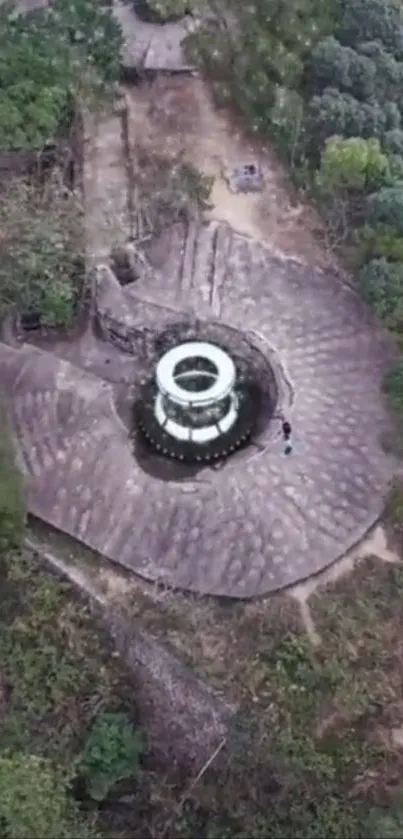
[1,221,398,597]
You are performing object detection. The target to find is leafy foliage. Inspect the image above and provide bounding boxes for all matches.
[359,257,403,326]
[383,129,403,157]
[368,184,403,234]
[184,0,336,135]
[79,712,145,801]
[0,178,82,325]
[359,223,403,262]
[0,550,143,836]
[309,87,388,144]
[383,358,403,416]
[0,0,122,151]
[316,136,389,192]
[0,754,90,839]
[309,36,376,99]
[366,801,403,838]
[337,0,403,59]
[0,407,24,553]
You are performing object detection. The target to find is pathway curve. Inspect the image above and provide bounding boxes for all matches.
[0,216,398,597]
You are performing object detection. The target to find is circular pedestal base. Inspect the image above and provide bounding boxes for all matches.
[136,378,257,462]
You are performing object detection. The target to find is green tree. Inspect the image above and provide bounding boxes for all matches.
[359,257,403,327]
[308,87,388,144]
[356,41,403,102]
[185,0,336,134]
[316,135,389,191]
[338,0,403,60]
[309,36,376,99]
[0,180,81,325]
[383,129,403,157]
[368,184,403,234]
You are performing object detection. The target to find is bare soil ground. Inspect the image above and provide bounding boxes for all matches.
[126,75,339,269]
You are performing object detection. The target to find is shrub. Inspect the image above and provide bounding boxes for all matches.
[359,224,403,262]
[0,179,82,325]
[0,753,90,839]
[368,184,403,234]
[383,359,403,416]
[0,0,122,151]
[383,129,403,156]
[359,257,403,327]
[386,154,403,181]
[0,408,24,553]
[316,136,389,192]
[79,712,145,801]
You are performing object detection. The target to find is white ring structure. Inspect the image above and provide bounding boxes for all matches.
[154,341,239,443]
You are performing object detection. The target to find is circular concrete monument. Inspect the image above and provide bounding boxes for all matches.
[136,337,271,462]
[154,341,239,443]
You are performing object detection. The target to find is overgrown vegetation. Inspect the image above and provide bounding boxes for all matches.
[0,0,122,329]
[0,0,122,151]
[183,0,403,415]
[0,176,83,326]
[110,556,403,838]
[5,509,403,837]
[0,442,146,838]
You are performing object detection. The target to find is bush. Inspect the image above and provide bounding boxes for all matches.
[0,753,90,839]
[383,129,403,156]
[0,409,24,553]
[79,712,145,801]
[0,179,82,326]
[316,135,389,192]
[359,224,403,262]
[383,359,403,416]
[0,0,122,151]
[368,184,403,234]
[359,257,403,326]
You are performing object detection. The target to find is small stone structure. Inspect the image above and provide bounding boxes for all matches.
[228,163,264,193]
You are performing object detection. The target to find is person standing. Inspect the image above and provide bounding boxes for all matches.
[282,420,292,455]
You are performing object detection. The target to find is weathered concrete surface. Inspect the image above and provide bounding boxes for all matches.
[114,0,196,72]
[83,108,131,264]
[1,220,398,598]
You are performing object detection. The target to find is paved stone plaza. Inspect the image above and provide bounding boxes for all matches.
[0,220,398,597]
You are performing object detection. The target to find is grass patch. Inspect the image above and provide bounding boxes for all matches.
[0,549,151,837]
[105,555,403,837]
[14,520,403,837]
